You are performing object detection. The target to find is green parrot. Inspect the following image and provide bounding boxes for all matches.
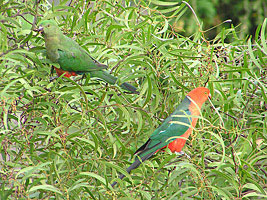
[38,20,138,94]
[111,87,211,187]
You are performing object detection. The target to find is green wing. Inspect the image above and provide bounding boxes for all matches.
[135,97,192,158]
[57,35,107,73]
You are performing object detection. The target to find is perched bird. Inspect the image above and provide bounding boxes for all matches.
[111,87,210,187]
[38,20,138,94]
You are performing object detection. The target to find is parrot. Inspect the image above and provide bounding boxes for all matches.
[38,20,138,94]
[111,87,210,187]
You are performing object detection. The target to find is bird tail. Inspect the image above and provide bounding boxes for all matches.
[89,70,139,94]
[111,151,155,187]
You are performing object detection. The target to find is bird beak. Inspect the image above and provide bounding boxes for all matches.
[37,26,44,35]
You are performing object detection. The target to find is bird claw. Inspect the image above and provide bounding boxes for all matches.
[175,151,191,159]
[49,76,58,82]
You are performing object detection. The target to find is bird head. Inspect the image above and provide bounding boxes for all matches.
[38,20,59,36]
[187,87,211,109]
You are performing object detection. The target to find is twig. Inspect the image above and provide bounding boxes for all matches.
[110,52,132,73]
[182,1,201,28]
[208,98,225,127]
[0,44,24,57]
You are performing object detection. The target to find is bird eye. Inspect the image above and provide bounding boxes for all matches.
[47,24,50,28]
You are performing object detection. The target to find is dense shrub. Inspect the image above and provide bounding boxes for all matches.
[0,0,266,199]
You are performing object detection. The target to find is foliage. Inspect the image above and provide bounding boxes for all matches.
[151,0,267,39]
[0,0,266,199]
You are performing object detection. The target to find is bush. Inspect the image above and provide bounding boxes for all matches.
[0,0,266,199]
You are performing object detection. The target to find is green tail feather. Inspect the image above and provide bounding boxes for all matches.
[89,70,139,94]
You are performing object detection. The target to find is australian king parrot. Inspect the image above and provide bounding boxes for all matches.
[111,87,211,186]
[39,20,138,94]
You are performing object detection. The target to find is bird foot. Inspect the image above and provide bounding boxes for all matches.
[175,151,191,159]
[49,76,58,82]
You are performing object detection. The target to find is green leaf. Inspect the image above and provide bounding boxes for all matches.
[28,184,62,195]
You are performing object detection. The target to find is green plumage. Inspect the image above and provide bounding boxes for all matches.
[135,97,191,158]
[39,20,138,93]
